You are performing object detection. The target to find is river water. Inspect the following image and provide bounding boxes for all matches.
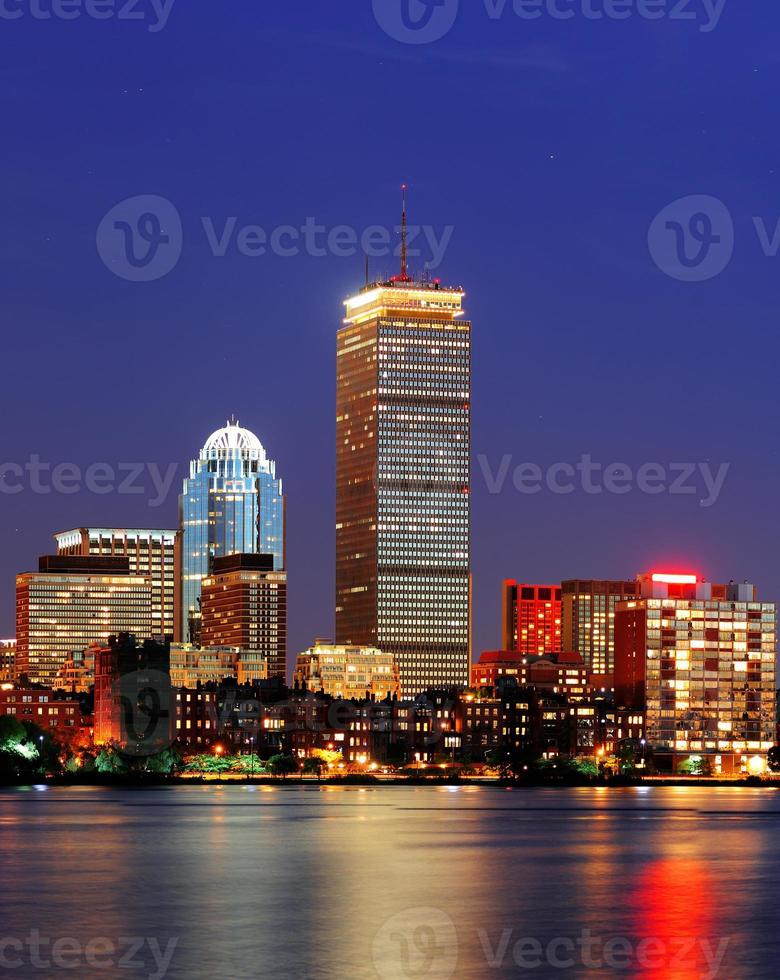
[0,784,778,978]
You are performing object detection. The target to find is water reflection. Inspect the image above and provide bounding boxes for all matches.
[0,786,777,979]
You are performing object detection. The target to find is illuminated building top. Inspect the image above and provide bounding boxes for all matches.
[202,419,268,460]
[343,279,466,327]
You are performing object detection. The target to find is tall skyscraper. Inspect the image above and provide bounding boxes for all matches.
[16,556,151,686]
[54,527,178,640]
[201,554,288,679]
[180,420,285,643]
[561,579,639,677]
[336,198,471,695]
[502,582,562,655]
[615,572,777,774]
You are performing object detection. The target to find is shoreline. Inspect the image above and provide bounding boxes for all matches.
[1,775,775,790]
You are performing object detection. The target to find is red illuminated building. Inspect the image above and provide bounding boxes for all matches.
[502,582,561,655]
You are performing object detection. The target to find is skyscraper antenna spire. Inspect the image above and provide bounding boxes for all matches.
[400,183,409,281]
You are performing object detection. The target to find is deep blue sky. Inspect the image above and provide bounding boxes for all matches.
[1,1,779,661]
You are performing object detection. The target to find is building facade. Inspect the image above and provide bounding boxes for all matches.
[180,420,285,643]
[615,572,777,774]
[457,690,532,758]
[561,579,639,677]
[336,277,471,695]
[471,651,590,701]
[295,641,401,701]
[54,527,179,641]
[170,645,268,689]
[0,640,16,682]
[57,645,99,694]
[0,687,81,732]
[174,687,219,750]
[93,635,172,752]
[502,582,562,654]
[200,554,287,679]
[16,557,151,687]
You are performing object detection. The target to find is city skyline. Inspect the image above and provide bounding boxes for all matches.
[3,7,779,979]
[4,399,777,664]
[5,231,775,661]
[4,13,779,664]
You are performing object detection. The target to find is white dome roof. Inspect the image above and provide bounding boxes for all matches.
[203,420,265,455]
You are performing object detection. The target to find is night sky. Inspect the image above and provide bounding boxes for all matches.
[2,1,778,662]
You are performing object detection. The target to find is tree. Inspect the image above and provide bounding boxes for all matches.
[184,753,233,775]
[145,747,183,776]
[231,754,266,776]
[569,757,600,779]
[679,756,713,777]
[302,757,325,778]
[767,746,780,773]
[267,754,297,778]
[311,748,342,768]
[0,718,58,780]
[0,717,27,751]
[385,742,408,768]
[22,723,61,775]
[485,746,538,780]
[615,739,639,773]
[95,744,128,775]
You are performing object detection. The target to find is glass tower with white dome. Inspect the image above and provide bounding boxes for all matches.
[179,419,285,642]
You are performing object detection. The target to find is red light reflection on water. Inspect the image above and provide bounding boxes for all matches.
[630,858,726,979]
